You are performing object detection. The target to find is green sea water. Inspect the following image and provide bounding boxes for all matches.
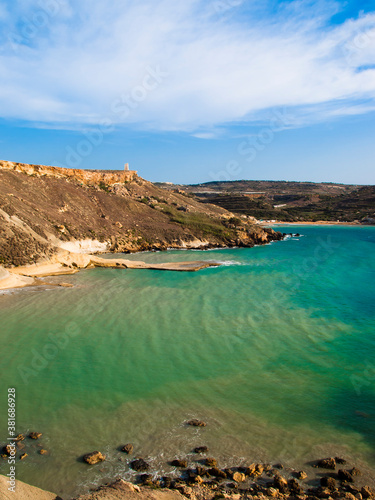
[0,226,375,497]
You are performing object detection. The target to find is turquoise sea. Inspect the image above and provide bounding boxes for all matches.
[0,225,375,497]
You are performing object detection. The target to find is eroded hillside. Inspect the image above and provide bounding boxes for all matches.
[0,162,281,267]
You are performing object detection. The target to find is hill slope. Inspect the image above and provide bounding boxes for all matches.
[0,162,281,267]
[156,180,374,223]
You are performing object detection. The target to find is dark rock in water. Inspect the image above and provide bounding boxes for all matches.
[186,419,206,427]
[205,457,217,467]
[208,467,227,479]
[350,467,361,477]
[16,442,25,450]
[162,477,172,489]
[194,446,209,454]
[317,457,336,470]
[338,469,354,482]
[171,459,188,468]
[39,449,48,455]
[273,474,288,493]
[224,468,234,479]
[196,465,208,477]
[130,458,150,472]
[83,451,106,465]
[2,445,12,456]
[335,456,346,464]
[139,474,152,485]
[320,476,336,490]
[121,443,134,454]
[362,486,375,498]
[28,432,42,440]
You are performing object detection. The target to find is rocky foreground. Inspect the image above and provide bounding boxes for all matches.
[2,423,374,500]
[1,455,374,500]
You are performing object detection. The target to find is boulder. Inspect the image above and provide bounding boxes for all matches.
[194,446,209,453]
[196,465,208,477]
[186,419,206,427]
[338,469,354,482]
[83,451,106,465]
[361,486,375,499]
[289,478,303,495]
[15,434,25,442]
[245,463,264,477]
[295,470,307,480]
[121,443,134,455]
[20,453,28,460]
[209,467,227,479]
[130,458,150,472]
[139,474,152,486]
[274,474,288,493]
[162,477,172,489]
[2,445,12,456]
[205,457,217,467]
[232,472,246,483]
[29,432,42,440]
[267,487,278,497]
[351,467,361,477]
[171,459,188,468]
[39,449,48,455]
[335,457,347,464]
[320,476,336,490]
[317,457,336,470]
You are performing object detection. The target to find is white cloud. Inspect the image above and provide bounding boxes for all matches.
[0,0,374,132]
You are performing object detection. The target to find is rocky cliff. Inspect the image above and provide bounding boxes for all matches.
[0,161,282,268]
[0,160,137,186]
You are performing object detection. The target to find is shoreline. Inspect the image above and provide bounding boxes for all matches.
[0,251,220,292]
[264,221,370,226]
[1,450,374,500]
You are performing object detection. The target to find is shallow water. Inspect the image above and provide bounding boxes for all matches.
[0,226,374,497]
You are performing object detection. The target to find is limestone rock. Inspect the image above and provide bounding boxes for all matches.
[274,474,288,493]
[205,457,217,467]
[295,470,307,480]
[232,472,245,483]
[208,467,227,479]
[121,443,134,454]
[362,486,375,499]
[317,457,336,470]
[320,476,336,490]
[194,446,209,453]
[186,419,206,427]
[83,451,106,465]
[29,432,42,440]
[130,458,150,472]
[171,459,188,468]
[338,469,354,483]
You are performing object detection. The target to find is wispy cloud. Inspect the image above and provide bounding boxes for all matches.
[0,0,374,133]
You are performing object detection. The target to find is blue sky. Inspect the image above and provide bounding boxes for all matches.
[0,0,374,184]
